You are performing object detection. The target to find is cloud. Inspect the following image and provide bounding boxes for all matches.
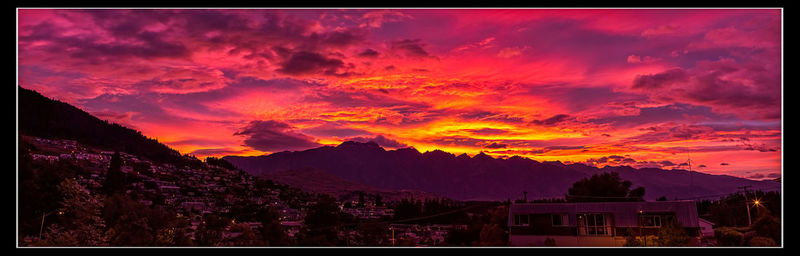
[484,142,508,149]
[300,125,372,138]
[720,162,730,166]
[632,68,689,89]
[497,46,526,58]
[391,39,434,58]
[627,54,661,64]
[234,120,321,152]
[747,173,765,179]
[359,10,412,28]
[276,51,351,77]
[188,147,247,156]
[357,48,380,58]
[348,134,408,149]
[630,58,780,119]
[531,114,571,126]
[465,128,509,136]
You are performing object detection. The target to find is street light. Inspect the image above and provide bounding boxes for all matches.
[39,210,64,241]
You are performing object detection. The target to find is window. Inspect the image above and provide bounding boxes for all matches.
[513,214,529,226]
[551,213,569,226]
[640,215,661,227]
[578,213,612,236]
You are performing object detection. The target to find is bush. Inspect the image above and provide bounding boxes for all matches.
[623,228,642,247]
[715,227,744,246]
[544,237,556,247]
[750,215,780,243]
[747,236,777,247]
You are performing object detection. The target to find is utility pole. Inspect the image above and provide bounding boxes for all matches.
[738,186,753,226]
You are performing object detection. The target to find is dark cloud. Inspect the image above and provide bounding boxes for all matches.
[632,68,689,89]
[301,126,372,138]
[720,162,730,166]
[484,142,508,149]
[21,21,189,63]
[747,173,765,179]
[766,173,781,178]
[391,39,434,58]
[545,145,586,151]
[276,51,350,77]
[465,128,509,136]
[631,58,780,119]
[458,111,525,124]
[590,103,736,128]
[531,114,570,126]
[384,65,397,71]
[348,135,407,149]
[659,160,676,167]
[357,48,380,58]
[234,120,321,152]
[188,148,246,156]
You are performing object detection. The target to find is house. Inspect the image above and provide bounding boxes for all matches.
[508,201,702,246]
[698,218,715,238]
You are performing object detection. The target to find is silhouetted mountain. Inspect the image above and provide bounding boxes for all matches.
[225,142,781,201]
[267,168,441,202]
[18,86,196,167]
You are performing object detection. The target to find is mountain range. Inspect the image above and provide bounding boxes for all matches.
[17,85,780,202]
[224,141,780,201]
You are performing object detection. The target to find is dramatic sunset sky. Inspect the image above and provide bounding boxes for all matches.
[18,9,782,180]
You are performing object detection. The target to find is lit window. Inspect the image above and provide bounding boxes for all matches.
[578,213,612,235]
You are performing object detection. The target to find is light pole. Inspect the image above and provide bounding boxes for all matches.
[739,186,753,226]
[39,210,64,241]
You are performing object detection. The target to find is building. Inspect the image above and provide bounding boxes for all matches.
[508,201,702,246]
[698,218,715,238]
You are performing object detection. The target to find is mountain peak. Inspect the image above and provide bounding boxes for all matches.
[337,140,385,151]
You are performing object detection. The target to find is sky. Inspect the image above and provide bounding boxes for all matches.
[18,9,782,180]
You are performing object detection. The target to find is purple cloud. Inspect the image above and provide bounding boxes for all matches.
[234,120,321,152]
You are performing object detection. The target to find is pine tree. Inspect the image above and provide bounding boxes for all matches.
[103,152,124,196]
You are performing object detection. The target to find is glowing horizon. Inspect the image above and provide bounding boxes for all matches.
[18,9,782,180]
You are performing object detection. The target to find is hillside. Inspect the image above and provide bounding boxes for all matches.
[225,141,781,201]
[18,86,192,167]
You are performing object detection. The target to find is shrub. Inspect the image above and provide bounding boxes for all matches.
[715,227,744,246]
[750,215,780,243]
[544,237,556,247]
[747,236,777,247]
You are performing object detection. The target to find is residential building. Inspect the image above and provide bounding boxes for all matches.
[508,201,702,246]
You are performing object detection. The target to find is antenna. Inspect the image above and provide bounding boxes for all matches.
[686,130,694,201]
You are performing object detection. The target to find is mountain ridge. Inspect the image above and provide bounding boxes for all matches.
[224,142,780,201]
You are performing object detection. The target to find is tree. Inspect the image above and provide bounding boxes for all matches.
[566,172,645,202]
[356,221,389,246]
[103,152,125,196]
[299,195,341,246]
[195,214,228,246]
[750,215,780,243]
[257,207,291,246]
[478,223,506,246]
[38,179,108,246]
[655,219,691,246]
